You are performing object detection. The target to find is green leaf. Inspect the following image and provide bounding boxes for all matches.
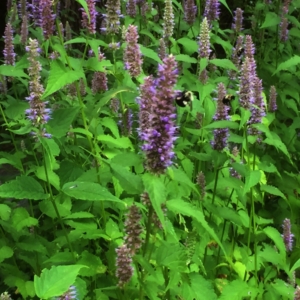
[97,135,133,149]
[210,58,238,71]
[62,181,124,204]
[48,107,80,138]
[175,54,197,63]
[0,176,48,200]
[34,265,86,299]
[77,251,106,277]
[0,65,29,78]
[64,212,95,219]
[190,273,217,300]
[0,246,14,263]
[260,185,286,200]
[12,207,38,231]
[261,12,281,28]
[290,258,300,274]
[274,55,300,75]
[243,170,261,194]
[264,131,291,160]
[142,174,166,227]
[0,204,11,220]
[42,60,84,99]
[259,243,285,270]
[110,163,143,194]
[140,45,161,63]
[177,38,198,54]
[36,166,60,191]
[267,279,294,299]
[263,226,286,256]
[218,279,249,300]
[204,120,239,129]
[167,199,227,257]
[101,117,120,138]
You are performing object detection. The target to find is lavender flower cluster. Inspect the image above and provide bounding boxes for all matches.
[137,55,178,174]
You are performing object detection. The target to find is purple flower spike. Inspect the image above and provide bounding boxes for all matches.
[81,0,97,34]
[211,83,230,151]
[103,0,121,34]
[126,0,137,17]
[162,0,174,39]
[124,25,142,77]
[138,55,178,174]
[269,86,277,112]
[40,0,55,39]
[232,8,243,34]
[282,218,294,252]
[184,0,197,26]
[115,244,134,287]
[3,22,16,66]
[203,0,220,26]
[25,39,51,129]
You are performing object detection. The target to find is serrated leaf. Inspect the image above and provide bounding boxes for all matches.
[42,60,84,99]
[62,181,124,204]
[36,166,60,191]
[77,251,106,277]
[0,65,29,78]
[263,226,286,256]
[264,131,291,160]
[140,45,161,63]
[0,176,48,200]
[260,185,286,200]
[110,163,143,194]
[274,55,300,74]
[167,199,227,257]
[0,246,14,263]
[218,279,250,300]
[101,117,120,138]
[34,265,86,299]
[243,170,261,194]
[175,54,197,63]
[190,273,217,300]
[97,135,133,149]
[0,204,11,220]
[12,207,38,231]
[142,174,166,227]
[204,120,239,129]
[261,12,281,28]
[63,212,95,219]
[48,107,80,138]
[210,58,238,71]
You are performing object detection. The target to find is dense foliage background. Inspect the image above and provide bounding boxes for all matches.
[0,0,300,299]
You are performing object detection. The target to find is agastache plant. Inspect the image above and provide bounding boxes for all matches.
[268,86,277,112]
[91,48,108,94]
[138,55,178,174]
[211,83,230,150]
[81,0,97,34]
[232,8,243,34]
[40,0,55,39]
[282,218,294,252]
[126,0,137,17]
[103,0,121,34]
[162,0,174,40]
[115,244,134,287]
[203,0,220,26]
[25,38,51,134]
[3,22,16,67]
[183,0,197,26]
[198,17,211,83]
[124,25,143,77]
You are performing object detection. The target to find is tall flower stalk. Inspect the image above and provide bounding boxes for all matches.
[25,38,51,135]
[138,55,178,174]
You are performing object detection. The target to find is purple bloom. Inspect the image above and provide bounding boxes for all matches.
[162,0,174,39]
[25,39,51,127]
[21,15,28,45]
[198,17,211,84]
[158,38,166,60]
[230,146,242,179]
[196,171,206,200]
[138,55,178,174]
[280,16,289,42]
[184,0,197,26]
[126,0,137,17]
[81,0,97,34]
[269,86,277,112]
[3,22,16,66]
[244,35,256,75]
[238,57,255,109]
[232,8,243,34]
[203,0,220,26]
[40,0,55,39]
[282,218,294,252]
[115,244,134,287]
[30,0,40,26]
[92,49,108,94]
[124,205,143,255]
[211,83,230,151]
[124,25,142,77]
[18,0,27,18]
[103,0,121,34]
